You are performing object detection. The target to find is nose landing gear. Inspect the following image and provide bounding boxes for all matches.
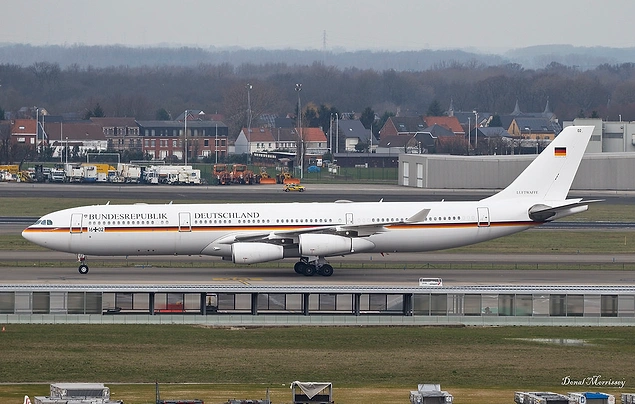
[77,254,89,274]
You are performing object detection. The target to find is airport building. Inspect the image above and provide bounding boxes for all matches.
[399,119,635,190]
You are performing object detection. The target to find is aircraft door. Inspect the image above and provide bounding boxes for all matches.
[179,212,192,232]
[346,213,354,224]
[477,207,490,227]
[70,213,83,234]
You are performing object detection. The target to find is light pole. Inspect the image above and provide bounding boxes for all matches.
[35,107,39,159]
[472,110,478,155]
[246,83,252,157]
[215,123,218,164]
[335,113,339,154]
[184,109,188,166]
[329,113,333,156]
[467,116,471,155]
[295,83,303,179]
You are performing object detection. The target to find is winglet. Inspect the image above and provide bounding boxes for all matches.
[484,125,594,202]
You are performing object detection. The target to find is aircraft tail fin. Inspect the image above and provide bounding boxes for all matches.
[484,125,593,202]
[24,396,32,404]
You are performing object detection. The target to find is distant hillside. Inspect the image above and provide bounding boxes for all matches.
[0,43,507,71]
[504,45,635,69]
[2,43,635,71]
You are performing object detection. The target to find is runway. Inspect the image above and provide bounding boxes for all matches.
[3,251,635,286]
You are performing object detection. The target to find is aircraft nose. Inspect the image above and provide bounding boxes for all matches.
[22,227,36,243]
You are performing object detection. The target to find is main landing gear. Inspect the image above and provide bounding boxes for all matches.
[293,257,334,277]
[77,254,89,274]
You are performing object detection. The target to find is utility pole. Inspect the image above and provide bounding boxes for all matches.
[247,83,252,158]
[295,83,303,179]
[184,109,188,165]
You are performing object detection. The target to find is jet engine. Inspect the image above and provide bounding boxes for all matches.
[232,242,284,264]
[299,233,375,256]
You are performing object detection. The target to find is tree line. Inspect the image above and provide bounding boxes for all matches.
[3,60,635,142]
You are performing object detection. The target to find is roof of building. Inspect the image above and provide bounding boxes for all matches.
[301,127,327,142]
[378,134,414,148]
[476,127,512,138]
[11,119,36,134]
[514,117,561,133]
[241,127,275,142]
[387,116,426,133]
[43,121,105,141]
[422,124,455,138]
[338,120,378,144]
[423,116,464,134]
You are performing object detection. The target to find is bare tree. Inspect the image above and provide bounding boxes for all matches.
[0,121,11,164]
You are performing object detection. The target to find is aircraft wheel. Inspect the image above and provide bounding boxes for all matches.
[294,262,304,274]
[78,264,89,275]
[303,264,316,276]
[320,264,334,277]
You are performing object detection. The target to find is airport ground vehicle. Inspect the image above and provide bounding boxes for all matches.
[276,167,300,184]
[231,164,257,184]
[213,164,231,185]
[259,167,277,184]
[284,184,305,192]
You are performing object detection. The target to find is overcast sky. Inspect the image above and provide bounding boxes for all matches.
[2,0,634,52]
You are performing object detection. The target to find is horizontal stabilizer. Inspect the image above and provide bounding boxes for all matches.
[528,199,603,222]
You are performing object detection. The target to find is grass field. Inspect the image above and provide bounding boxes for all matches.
[0,325,632,403]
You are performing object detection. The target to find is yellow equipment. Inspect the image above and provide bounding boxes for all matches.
[276,167,300,184]
[259,167,276,184]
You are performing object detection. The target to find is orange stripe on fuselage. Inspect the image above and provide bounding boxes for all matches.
[23,221,540,235]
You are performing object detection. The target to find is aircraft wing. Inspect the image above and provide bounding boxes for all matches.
[528,199,603,222]
[215,208,431,243]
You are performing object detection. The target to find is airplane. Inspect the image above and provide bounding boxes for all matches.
[22,125,596,277]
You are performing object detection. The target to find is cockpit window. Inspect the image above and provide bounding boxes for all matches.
[33,219,53,226]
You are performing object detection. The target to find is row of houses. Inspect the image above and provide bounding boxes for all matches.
[7,100,563,166]
[10,111,230,162]
[375,100,562,154]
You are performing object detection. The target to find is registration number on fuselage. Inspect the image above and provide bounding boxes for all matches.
[88,227,105,233]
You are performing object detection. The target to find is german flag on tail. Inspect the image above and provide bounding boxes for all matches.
[554,147,566,157]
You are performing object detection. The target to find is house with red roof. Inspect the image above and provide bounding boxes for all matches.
[10,119,38,149]
[423,116,465,135]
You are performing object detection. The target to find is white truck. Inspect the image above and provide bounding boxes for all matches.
[65,164,84,182]
[50,166,65,182]
[117,163,142,183]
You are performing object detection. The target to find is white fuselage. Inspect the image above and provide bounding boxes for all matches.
[22,199,538,259]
